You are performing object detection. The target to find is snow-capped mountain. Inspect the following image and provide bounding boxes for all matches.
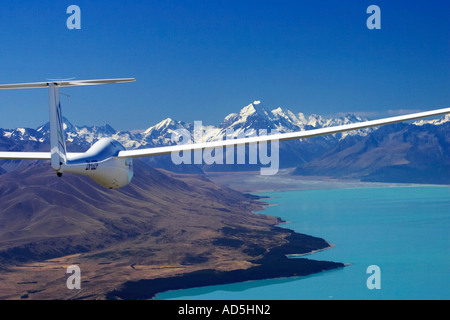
[6,100,445,150]
[1,101,449,183]
[0,127,41,142]
[211,101,373,141]
[138,101,375,146]
[414,114,450,126]
[2,101,448,151]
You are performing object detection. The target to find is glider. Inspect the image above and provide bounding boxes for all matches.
[0,79,449,189]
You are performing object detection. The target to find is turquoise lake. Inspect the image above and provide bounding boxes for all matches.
[155,186,450,300]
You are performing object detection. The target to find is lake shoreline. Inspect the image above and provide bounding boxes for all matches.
[106,226,345,300]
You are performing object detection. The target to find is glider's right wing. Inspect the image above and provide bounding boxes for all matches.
[1,107,449,161]
[117,107,450,159]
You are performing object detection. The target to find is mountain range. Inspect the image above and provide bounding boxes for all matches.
[1,101,449,183]
[0,101,375,148]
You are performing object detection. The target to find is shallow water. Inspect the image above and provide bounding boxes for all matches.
[156,186,450,300]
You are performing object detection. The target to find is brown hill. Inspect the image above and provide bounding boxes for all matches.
[294,123,450,184]
[0,160,341,299]
[0,160,276,263]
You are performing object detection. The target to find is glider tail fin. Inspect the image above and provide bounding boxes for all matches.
[0,78,135,173]
[48,83,67,171]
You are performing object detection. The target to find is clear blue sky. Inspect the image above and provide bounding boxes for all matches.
[0,0,448,130]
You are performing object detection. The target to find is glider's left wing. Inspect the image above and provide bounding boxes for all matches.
[0,152,84,160]
[117,107,450,159]
[0,152,51,160]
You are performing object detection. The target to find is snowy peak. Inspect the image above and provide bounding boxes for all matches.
[221,113,239,128]
[220,101,276,134]
[141,118,191,146]
[270,107,306,131]
[238,101,271,121]
[63,117,77,133]
[143,117,187,135]
[1,127,40,142]
[414,114,450,126]
[36,117,76,134]
[306,114,325,127]
[306,113,366,127]
[145,118,177,133]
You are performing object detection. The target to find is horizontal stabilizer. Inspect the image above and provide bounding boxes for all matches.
[0,78,135,89]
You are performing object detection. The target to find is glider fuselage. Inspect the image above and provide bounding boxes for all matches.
[63,138,133,189]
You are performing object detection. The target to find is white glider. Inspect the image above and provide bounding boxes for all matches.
[0,79,449,189]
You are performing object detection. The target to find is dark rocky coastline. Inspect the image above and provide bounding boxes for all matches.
[106,228,345,300]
